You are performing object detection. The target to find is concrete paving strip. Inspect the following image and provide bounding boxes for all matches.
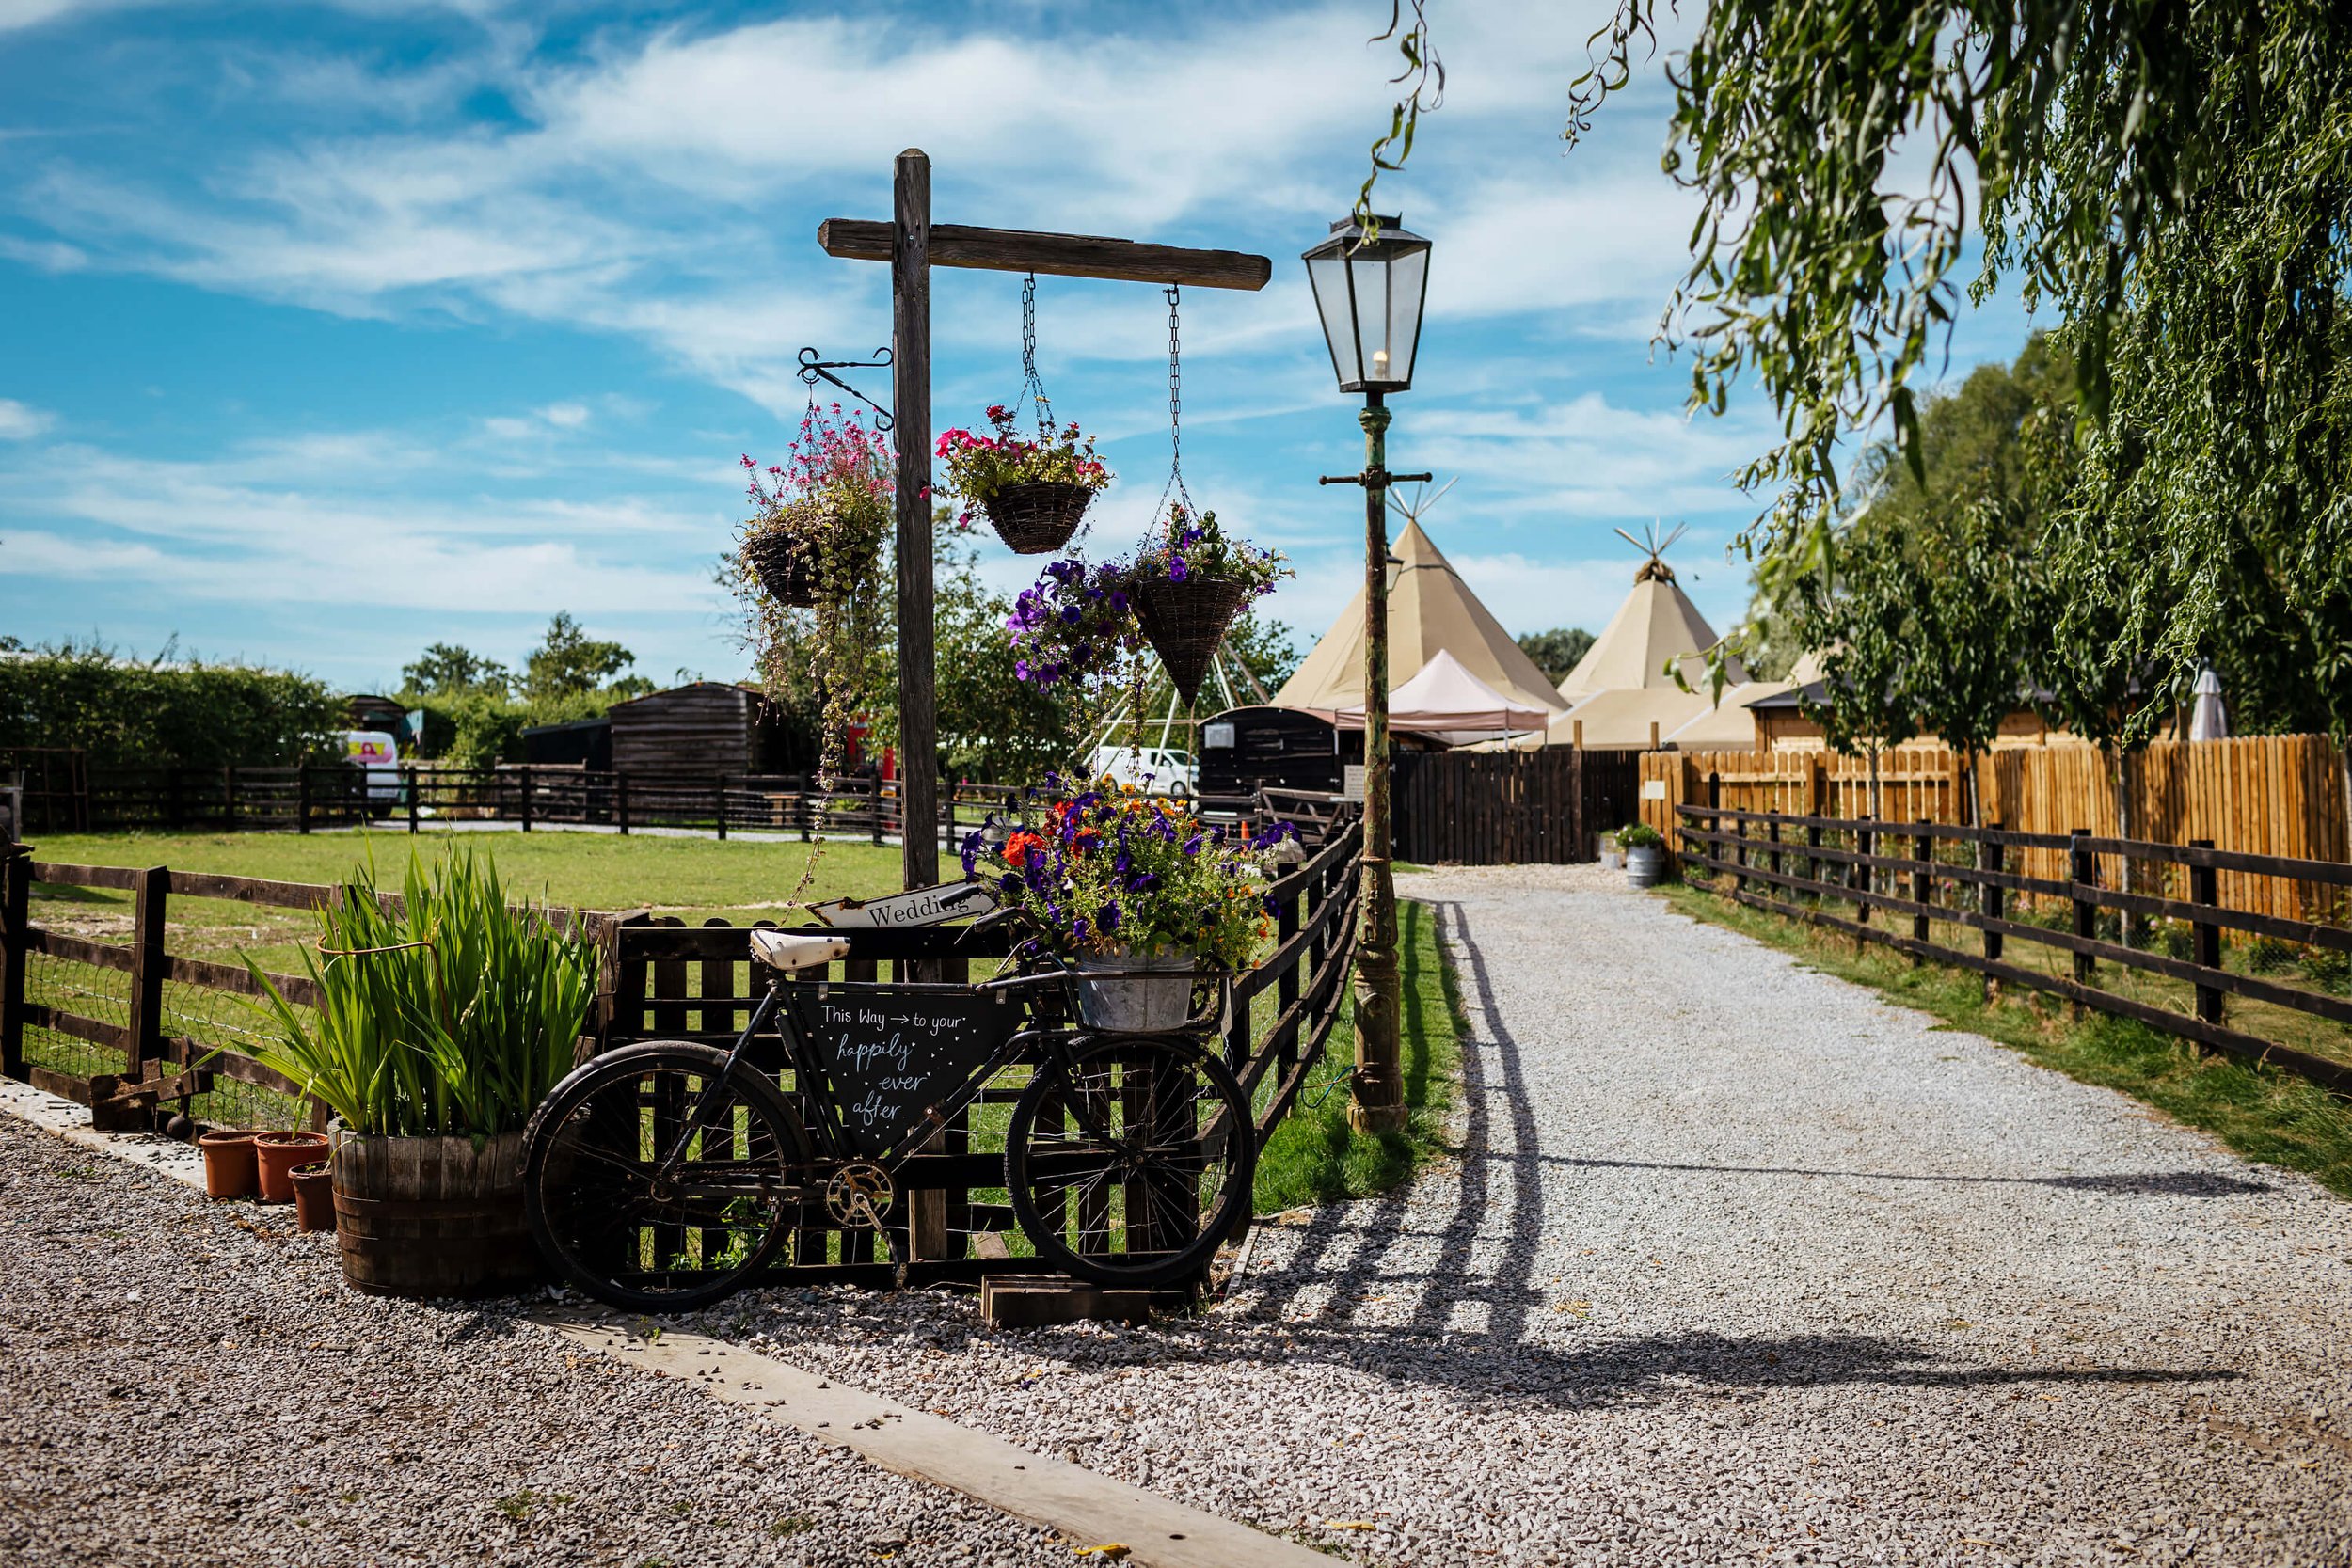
[0,1085,1348,1568]
[532,1307,1349,1568]
[0,1077,208,1189]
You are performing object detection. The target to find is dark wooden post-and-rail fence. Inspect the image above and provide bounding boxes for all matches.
[0,808,1365,1291]
[1672,803,2352,1101]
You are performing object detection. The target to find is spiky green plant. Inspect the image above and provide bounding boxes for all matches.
[238,848,596,1137]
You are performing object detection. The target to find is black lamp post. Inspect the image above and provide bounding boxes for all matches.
[1303,214,1432,1135]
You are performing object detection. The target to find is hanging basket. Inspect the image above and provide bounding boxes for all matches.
[980,482,1094,554]
[1134,574,1250,706]
[743,515,881,610]
[742,522,819,608]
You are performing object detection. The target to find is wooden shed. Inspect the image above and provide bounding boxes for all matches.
[608,682,813,776]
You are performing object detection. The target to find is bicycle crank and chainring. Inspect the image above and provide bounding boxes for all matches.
[823,1162,897,1229]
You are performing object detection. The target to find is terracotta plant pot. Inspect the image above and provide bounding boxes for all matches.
[197,1129,262,1201]
[255,1131,330,1204]
[289,1161,336,1234]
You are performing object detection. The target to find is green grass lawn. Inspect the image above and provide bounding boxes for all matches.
[1251,897,1465,1214]
[23,827,907,970]
[1661,879,2352,1199]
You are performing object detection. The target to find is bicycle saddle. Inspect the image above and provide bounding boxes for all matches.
[749,929,851,973]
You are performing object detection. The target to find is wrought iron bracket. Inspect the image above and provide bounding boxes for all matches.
[797,345,896,431]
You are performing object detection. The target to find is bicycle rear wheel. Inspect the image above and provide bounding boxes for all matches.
[1005,1035,1254,1290]
[523,1042,810,1312]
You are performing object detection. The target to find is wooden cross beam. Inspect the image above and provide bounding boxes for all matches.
[817,220,1273,292]
[818,148,1274,894]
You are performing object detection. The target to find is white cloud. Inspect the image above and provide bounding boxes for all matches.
[0,398,55,438]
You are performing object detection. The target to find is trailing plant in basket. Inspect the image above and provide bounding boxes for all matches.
[961,780,1292,969]
[1006,558,1143,692]
[733,404,894,888]
[231,849,596,1138]
[938,404,1112,554]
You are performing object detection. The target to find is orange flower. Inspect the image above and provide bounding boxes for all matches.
[1003,831,1045,868]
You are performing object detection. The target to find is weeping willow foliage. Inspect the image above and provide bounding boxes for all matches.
[240,850,596,1138]
[1549,2,2352,739]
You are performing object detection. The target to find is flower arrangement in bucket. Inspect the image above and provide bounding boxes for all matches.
[1617,820,1668,888]
[1128,503,1288,705]
[961,780,1294,1031]
[937,404,1113,554]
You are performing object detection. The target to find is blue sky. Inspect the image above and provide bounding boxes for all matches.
[0,1,2032,692]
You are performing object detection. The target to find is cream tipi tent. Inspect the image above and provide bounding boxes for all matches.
[1274,518,1566,718]
[1555,527,1747,703]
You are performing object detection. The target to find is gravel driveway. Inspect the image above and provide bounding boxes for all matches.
[683,863,2352,1566]
[0,1115,1070,1568]
[8,863,2348,1566]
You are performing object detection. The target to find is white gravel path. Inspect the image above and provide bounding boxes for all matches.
[0,1114,1074,1568]
[685,863,2352,1567]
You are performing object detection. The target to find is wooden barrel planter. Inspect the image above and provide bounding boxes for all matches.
[331,1129,542,1298]
[1134,574,1250,705]
[979,481,1092,554]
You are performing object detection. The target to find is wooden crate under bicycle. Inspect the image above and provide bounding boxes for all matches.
[521,891,1257,1310]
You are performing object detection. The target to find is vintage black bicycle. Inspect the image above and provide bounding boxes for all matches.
[520,894,1256,1311]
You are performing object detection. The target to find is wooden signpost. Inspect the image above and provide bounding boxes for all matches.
[818,150,1273,892]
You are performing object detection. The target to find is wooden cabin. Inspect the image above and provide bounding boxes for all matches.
[607,682,814,776]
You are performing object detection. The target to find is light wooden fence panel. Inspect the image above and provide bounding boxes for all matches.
[1644,736,2347,921]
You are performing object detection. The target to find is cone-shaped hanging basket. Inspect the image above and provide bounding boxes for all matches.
[980,482,1093,554]
[1134,574,1250,706]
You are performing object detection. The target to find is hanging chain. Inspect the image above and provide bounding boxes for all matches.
[1156,284,1193,530]
[1018,273,1054,436]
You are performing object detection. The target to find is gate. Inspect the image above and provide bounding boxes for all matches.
[1391,749,1641,865]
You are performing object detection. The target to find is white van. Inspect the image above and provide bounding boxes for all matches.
[1088,745,1197,796]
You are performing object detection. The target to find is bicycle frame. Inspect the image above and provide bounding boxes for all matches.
[653,978,1088,1184]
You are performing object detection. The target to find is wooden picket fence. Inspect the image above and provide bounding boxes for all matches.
[0,811,1364,1287]
[1641,736,2350,921]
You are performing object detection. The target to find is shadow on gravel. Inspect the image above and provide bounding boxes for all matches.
[1211,898,2243,1411]
[1515,1155,2275,1198]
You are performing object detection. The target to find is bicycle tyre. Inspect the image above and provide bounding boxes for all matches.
[1005,1033,1255,1290]
[523,1041,811,1313]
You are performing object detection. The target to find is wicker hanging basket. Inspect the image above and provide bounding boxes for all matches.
[742,522,819,608]
[1134,574,1250,706]
[980,482,1094,554]
[742,515,882,610]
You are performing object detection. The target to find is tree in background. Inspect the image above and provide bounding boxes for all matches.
[1515,626,1595,689]
[400,642,512,697]
[1905,501,2031,826]
[522,613,652,702]
[1785,528,1922,823]
[395,614,656,769]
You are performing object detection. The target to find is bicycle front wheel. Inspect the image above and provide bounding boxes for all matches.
[1005,1035,1255,1290]
[523,1042,810,1312]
